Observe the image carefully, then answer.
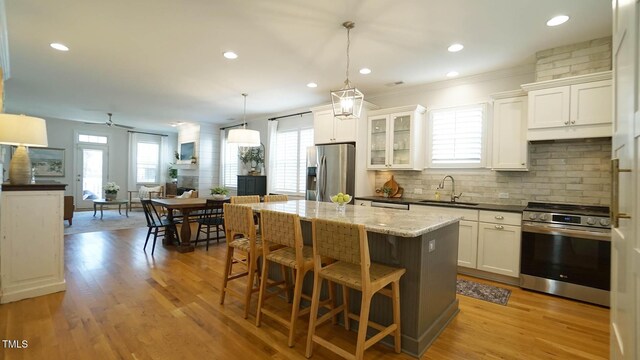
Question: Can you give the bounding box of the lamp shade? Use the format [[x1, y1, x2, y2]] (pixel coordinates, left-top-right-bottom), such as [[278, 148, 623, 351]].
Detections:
[[0, 114, 48, 147], [228, 128, 260, 147]]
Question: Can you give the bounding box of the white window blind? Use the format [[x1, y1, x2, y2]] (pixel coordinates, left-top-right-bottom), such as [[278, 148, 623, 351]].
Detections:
[[430, 105, 485, 166], [136, 142, 160, 183], [223, 138, 239, 188], [274, 128, 313, 194]]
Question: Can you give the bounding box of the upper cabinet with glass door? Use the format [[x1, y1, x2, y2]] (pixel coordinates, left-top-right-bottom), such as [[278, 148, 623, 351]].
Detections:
[[367, 105, 426, 170]]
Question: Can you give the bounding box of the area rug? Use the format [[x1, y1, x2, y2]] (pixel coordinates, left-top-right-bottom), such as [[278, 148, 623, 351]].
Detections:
[[64, 210, 147, 235], [456, 279, 511, 306]]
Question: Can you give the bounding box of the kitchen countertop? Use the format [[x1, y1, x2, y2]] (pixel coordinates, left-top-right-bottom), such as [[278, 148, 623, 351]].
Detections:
[[356, 196, 525, 213], [239, 199, 461, 238]]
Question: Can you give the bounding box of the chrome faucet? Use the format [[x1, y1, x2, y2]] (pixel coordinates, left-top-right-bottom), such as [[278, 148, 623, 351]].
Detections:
[[438, 175, 462, 202]]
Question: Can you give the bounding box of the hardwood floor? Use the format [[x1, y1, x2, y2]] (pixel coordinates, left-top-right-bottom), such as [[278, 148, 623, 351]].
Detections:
[[0, 228, 609, 359]]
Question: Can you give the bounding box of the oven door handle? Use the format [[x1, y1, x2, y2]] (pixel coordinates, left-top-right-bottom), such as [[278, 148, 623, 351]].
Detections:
[[522, 224, 611, 241]]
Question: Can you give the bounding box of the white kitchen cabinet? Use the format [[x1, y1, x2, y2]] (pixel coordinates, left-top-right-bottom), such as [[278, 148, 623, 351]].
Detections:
[[457, 220, 479, 268], [367, 105, 426, 170], [355, 199, 371, 207], [312, 109, 357, 144], [410, 204, 522, 278], [409, 204, 479, 268], [477, 210, 521, 277], [522, 71, 612, 141], [491, 92, 528, 171], [1, 185, 66, 304], [527, 87, 570, 129]]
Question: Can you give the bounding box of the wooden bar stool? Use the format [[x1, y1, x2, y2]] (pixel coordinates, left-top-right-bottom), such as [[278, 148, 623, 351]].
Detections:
[[263, 194, 288, 202], [230, 195, 261, 204], [219, 203, 263, 319], [305, 219, 406, 360], [256, 209, 328, 347]]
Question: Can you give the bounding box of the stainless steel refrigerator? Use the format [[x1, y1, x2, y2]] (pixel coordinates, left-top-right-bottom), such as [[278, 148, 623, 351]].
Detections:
[[305, 143, 355, 203]]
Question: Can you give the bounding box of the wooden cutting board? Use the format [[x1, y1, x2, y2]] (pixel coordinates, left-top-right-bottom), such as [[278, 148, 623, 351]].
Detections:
[[383, 175, 400, 197]]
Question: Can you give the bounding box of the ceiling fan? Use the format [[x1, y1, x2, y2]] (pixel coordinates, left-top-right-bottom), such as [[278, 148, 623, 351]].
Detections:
[[84, 113, 134, 129]]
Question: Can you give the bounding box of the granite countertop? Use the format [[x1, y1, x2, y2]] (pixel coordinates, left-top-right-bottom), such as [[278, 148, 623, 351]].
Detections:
[[242, 200, 460, 238], [356, 196, 525, 213]]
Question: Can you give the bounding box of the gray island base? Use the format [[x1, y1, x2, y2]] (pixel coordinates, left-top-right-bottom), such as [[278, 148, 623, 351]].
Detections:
[[243, 200, 461, 357]]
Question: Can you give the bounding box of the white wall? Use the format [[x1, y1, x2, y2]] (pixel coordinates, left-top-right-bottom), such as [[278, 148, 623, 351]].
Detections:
[[0, 116, 177, 198], [367, 65, 535, 111]]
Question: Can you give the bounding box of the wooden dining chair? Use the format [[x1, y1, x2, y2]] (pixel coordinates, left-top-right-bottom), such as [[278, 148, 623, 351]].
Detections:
[[141, 199, 180, 255], [305, 219, 406, 360], [230, 195, 261, 204], [220, 203, 263, 318], [263, 194, 288, 202], [194, 199, 225, 250], [256, 209, 316, 347]]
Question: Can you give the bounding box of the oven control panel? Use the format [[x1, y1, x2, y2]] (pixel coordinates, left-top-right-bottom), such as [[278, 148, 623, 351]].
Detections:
[[523, 211, 611, 229]]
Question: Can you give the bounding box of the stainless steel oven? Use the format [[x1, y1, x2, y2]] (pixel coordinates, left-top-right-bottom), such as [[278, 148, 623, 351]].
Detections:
[[520, 202, 611, 307]]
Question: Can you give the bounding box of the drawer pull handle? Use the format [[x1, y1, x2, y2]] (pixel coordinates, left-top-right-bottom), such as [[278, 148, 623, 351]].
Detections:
[[495, 225, 504, 230], [494, 215, 504, 220]]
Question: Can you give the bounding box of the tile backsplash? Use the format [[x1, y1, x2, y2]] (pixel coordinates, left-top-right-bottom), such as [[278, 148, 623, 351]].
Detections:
[[375, 137, 611, 206]]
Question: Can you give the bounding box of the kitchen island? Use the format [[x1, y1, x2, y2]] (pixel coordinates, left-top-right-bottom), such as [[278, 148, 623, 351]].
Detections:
[[242, 200, 460, 357]]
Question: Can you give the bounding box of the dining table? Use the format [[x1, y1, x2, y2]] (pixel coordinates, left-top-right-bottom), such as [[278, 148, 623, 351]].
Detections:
[[152, 197, 230, 252]]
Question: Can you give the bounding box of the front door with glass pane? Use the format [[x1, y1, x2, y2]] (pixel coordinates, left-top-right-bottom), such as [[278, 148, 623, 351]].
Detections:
[[75, 144, 108, 209]]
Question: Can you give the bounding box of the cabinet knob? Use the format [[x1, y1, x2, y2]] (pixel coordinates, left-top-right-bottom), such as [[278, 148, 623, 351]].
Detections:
[[564, 121, 569, 125], [495, 215, 504, 220], [495, 225, 504, 230], [521, 163, 525, 166], [571, 120, 575, 124]]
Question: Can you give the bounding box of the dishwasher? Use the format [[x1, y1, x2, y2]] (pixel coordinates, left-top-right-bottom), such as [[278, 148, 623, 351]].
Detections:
[[370, 201, 409, 210]]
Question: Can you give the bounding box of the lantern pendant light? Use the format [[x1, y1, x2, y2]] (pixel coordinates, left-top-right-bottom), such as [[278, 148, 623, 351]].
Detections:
[[331, 21, 364, 120], [227, 93, 260, 147]]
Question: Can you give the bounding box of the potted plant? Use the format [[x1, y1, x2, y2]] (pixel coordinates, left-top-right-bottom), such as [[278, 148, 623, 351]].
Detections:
[[210, 186, 229, 200], [382, 185, 393, 198], [168, 165, 178, 183], [104, 182, 120, 201], [239, 145, 264, 175]]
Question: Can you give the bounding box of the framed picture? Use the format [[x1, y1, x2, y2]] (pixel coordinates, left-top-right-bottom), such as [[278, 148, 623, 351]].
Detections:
[[14, 147, 66, 177]]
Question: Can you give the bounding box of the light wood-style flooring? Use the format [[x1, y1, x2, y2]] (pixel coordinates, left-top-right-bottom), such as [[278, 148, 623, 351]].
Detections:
[[0, 228, 609, 359]]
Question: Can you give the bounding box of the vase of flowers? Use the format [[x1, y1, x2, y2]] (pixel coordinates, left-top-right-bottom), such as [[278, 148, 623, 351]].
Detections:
[[210, 186, 229, 200], [104, 182, 120, 201]]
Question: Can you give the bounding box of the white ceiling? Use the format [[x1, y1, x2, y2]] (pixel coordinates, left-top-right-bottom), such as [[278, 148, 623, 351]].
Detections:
[[3, 0, 611, 132]]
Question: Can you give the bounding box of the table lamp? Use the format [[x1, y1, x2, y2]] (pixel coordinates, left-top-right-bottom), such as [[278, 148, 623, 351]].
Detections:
[[0, 114, 48, 184]]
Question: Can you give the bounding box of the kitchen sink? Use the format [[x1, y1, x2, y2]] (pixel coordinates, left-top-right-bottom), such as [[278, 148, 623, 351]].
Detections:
[[418, 200, 479, 206]]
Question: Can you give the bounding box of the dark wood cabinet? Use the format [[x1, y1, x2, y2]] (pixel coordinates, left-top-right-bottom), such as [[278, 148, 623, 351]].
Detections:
[[237, 175, 267, 196], [165, 182, 177, 196]]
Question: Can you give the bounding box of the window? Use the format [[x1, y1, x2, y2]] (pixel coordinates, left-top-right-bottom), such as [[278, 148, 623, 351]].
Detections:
[[273, 128, 313, 194], [78, 134, 107, 144], [136, 142, 160, 183], [428, 104, 486, 167], [222, 138, 239, 188]]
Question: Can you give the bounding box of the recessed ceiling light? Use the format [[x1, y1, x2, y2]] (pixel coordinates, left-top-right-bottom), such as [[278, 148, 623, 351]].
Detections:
[[50, 43, 69, 51], [359, 68, 372, 75], [546, 15, 569, 27], [307, 82, 318, 88], [223, 51, 238, 59], [447, 43, 464, 52], [446, 71, 459, 77]]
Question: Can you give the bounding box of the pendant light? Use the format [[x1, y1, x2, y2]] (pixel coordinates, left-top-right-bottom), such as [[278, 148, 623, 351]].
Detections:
[[331, 21, 364, 120], [228, 93, 260, 147]]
